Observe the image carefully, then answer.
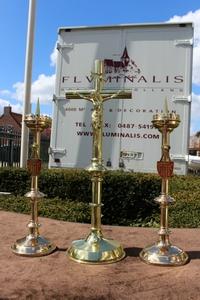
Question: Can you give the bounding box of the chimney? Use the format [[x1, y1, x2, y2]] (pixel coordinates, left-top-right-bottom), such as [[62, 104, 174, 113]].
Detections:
[[4, 106, 12, 115]]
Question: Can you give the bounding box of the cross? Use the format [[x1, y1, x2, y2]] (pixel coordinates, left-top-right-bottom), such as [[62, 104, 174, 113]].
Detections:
[[65, 59, 133, 166], [66, 60, 133, 263]]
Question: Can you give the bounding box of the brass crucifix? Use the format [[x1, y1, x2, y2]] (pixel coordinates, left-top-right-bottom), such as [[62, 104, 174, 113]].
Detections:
[[66, 59, 132, 264]]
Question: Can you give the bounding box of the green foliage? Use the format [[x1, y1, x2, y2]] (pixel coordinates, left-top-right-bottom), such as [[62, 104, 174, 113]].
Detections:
[[39, 169, 91, 201], [169, 174, 200, 193], [1, 167, 200, 228], [0, 168, 30, 195], [0, 168, 161, 226], [102, 171, 160, 225], [39, 197, 90, 222], [0, 195, 90, 223], [168, 191, 200, 228]]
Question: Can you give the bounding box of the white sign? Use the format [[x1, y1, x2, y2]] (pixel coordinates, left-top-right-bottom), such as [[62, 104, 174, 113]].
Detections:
[[50, 23, 193, 174]]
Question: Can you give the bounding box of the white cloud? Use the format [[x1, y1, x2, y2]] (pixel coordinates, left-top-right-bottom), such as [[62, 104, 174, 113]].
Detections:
[[11, 103, 23, 114], [0, 89, 12, 97], [50, 44, 57, 67], [193, 45, 200, 86], [191, 92, 200, 117], [0, 98, 23, 115], [13, 73, 56, 104], [168, 9, 200, 86], [0, 98, 10, 113]]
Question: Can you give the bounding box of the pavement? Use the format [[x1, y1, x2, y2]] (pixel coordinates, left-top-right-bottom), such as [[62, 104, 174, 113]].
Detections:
[[0, 211, 200, 300]]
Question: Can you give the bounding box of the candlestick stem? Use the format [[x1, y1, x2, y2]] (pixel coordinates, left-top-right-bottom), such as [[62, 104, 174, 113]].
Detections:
[[140, 104, 188, 266], [11, 110, 56, 256]]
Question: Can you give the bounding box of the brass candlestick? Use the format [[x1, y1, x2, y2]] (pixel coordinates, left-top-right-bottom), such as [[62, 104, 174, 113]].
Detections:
[[66, 60, 132, 264], [11, 101, 56, 256], [140, 103, 188, 266]]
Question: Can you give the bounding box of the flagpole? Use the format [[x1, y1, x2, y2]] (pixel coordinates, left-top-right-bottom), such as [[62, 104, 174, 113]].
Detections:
[[20, 0, 36, 167]]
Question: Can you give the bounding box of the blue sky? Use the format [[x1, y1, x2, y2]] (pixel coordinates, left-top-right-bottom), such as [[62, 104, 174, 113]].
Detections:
[[0, 0, 200, 133]]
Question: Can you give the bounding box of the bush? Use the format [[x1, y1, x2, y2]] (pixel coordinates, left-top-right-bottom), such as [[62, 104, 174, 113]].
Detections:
[[102, 171, 160, 225], [0, 168, 30, 195], [169, 174, 200, 193], [0, 195, 90, 223], [39, 169, 161, 224], [1, 167, 200, 228], [0, 168, 161, 226], [168, 191, 200, 228], [39, 169, 91, 201]]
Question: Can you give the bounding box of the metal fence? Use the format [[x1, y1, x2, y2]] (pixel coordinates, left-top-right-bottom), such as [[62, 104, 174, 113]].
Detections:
[[0, 125, 50, 167], [0, 125, 21, 167]]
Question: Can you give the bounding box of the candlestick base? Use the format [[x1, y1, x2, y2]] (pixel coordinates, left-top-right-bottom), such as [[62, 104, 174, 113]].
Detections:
[[67, 229, 125, 264], [11, 235, 56, 256], [139, 242, 188, 266]]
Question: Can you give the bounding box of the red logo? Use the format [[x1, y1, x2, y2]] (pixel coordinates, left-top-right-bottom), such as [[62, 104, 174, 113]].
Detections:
[[104, 47, 141, 76]]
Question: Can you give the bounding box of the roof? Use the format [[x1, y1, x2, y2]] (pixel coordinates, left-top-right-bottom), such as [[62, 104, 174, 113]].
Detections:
[[10, 112, 22, 127]]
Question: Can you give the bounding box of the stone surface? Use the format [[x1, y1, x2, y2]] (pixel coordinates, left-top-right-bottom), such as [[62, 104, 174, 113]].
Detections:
[[0, 211, 200, 300]]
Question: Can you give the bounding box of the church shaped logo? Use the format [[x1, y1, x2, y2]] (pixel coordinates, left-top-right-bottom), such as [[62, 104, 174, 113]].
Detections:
[[104, 47, 141, 77]]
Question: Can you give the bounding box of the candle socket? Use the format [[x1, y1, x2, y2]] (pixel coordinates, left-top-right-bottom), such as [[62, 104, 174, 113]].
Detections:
[[139, 110, 188, 266], [11, 112, 56, 256]]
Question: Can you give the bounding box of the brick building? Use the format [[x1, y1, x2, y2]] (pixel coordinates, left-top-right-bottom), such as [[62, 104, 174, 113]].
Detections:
[[0, 106, 50, 166], [0, 106, 22, 132], [189, 134, 200, 156]]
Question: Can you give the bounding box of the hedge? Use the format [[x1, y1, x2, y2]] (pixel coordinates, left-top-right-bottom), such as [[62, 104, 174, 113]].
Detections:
[[0, 168, 161, 225], [1, 168, 200, 227], [168, 191, 200, 228], [0, 168, 30, 195], [0, 195, 90, 223], [39, 169, 91, 202]]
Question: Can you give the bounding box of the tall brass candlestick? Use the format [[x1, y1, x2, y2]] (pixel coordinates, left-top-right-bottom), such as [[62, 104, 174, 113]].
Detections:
[[66, 60, 132, 264], [140, 104, 188, 266], [11, 102, 56, 256]]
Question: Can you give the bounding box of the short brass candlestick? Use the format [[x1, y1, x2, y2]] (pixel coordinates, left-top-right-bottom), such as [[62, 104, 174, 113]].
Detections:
[[11, 102, 56, 256], [140, 106, 188, 266], [66, 60, 132, 264]]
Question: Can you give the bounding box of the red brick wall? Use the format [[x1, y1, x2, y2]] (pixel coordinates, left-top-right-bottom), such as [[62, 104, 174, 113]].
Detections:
[[0, 107, 21, 132]]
